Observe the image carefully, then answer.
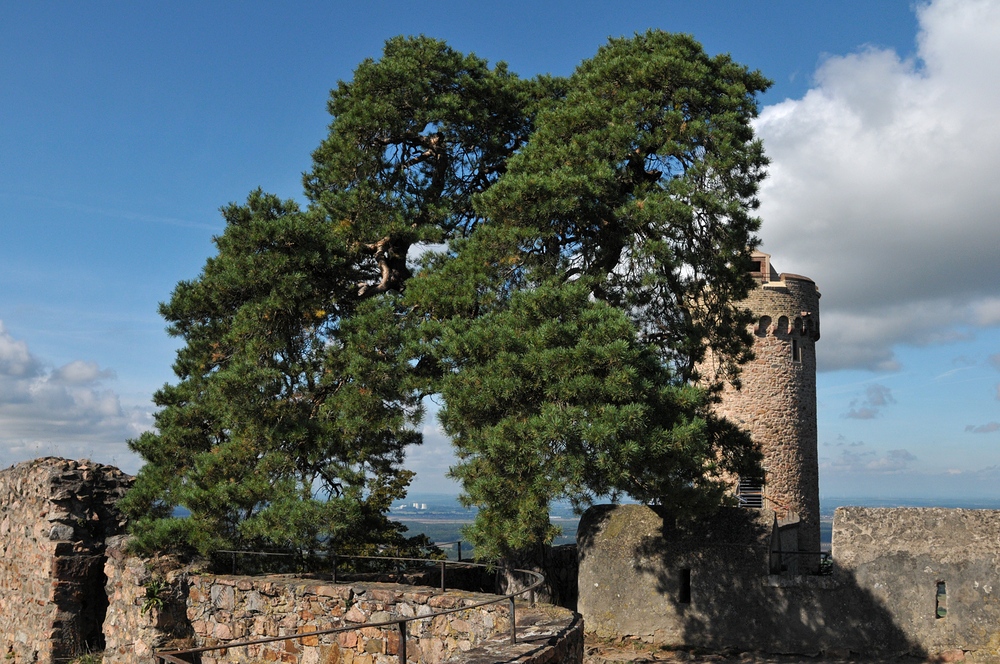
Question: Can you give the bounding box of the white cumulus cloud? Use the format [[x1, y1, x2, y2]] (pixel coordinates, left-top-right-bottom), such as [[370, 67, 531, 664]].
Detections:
[[0, 321, 149, 472], [755, 0, 1000, 372]]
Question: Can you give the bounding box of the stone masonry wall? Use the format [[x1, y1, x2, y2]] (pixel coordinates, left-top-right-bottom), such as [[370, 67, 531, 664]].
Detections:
[[578, 504, 841, 654], [101, 536, 196, 662], [102, 544, 582, 664], [186, 576, 509, 664], [579, 503, 1000, 660], [0, 457, 131, 663], [833, 507, 1000, 659], [712, 272, 822, 559]]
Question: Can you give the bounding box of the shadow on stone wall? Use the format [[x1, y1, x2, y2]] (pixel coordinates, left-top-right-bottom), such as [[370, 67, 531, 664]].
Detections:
[[577, 505, 926, 659], [492, 544, 580, 611]]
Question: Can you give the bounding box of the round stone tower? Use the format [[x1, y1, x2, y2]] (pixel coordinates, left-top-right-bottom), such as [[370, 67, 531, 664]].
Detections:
[[713, 250, 821, 558]]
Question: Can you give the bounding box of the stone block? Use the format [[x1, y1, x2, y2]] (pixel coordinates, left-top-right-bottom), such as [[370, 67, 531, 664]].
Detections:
[[370, 589, 399, 604], [427, 594, 460, 609], [384, 629, 401, 655], [339, 630, 358, 649]]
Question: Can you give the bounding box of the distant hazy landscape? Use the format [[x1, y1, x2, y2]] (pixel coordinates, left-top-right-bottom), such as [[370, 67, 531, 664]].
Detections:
[[396, 494, 1000, 558]]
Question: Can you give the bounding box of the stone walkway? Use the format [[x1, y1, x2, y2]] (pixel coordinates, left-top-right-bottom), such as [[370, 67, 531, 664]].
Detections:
[[583, 636, 954, 664]]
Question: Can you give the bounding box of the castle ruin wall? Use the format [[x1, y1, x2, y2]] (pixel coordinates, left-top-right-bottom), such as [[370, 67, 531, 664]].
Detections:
[[101, 540, 583, 664], [577, 504, 848, 654], [0, 457, 131, 663], [833, 507, 1000, 657]]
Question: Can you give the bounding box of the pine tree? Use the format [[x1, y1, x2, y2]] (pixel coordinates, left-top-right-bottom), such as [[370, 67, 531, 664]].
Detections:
[[123, 32, 768, 561], [122, 36, 544, 556], [408, 31, 769, 558], [121, 191, 424, 555]]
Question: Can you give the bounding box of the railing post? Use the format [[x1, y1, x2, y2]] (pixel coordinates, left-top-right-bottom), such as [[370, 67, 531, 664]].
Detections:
[[332, 554, 338, 584], [439, 560, 446, 592], [509, 596, 516, 645], [231, 552, 236, 575], [457, 541, 462, 562], [398, 620, 407, 664]]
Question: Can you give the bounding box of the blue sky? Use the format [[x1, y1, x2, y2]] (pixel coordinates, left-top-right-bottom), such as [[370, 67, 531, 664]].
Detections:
[[2, 1, 999, 501]]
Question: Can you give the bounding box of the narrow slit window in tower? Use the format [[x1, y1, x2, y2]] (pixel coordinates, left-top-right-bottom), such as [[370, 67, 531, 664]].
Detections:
[[679, 569, 691, 604], [792, 338, 801, 362], [936, 581, 947, 618]]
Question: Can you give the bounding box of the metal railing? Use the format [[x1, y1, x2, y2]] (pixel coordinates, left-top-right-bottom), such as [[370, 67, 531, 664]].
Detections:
[[434, 539, 464, 561], [769, 549, 833, 575], [154, 551, 544, 664]]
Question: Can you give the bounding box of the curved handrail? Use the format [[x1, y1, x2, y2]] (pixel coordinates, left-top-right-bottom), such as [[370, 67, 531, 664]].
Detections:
[[154, 552, 545, 664]]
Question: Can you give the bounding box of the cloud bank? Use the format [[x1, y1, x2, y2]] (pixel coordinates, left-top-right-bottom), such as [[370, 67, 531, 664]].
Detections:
[[0, 321, 149, 472], [755, 0, 1000, 372], [822, 442, 917, 474]]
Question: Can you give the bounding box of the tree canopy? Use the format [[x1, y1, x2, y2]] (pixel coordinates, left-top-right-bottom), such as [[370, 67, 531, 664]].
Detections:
[[122, 31, 768, 560]]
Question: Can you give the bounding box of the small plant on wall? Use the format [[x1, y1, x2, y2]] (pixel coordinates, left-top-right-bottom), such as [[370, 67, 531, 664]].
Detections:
[[71, 653, 102, 664], [141, 577, 166, 615]]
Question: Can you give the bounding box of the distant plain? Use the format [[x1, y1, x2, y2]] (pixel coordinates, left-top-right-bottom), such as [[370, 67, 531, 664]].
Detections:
[[395, 494, 1000, 558]]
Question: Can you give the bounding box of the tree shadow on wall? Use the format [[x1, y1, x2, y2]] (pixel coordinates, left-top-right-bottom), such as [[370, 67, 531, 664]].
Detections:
[[577, 505, 927, 660]]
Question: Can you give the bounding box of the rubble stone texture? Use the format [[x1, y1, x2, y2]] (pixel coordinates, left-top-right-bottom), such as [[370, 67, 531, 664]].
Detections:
[[101, 546, 582, 664], [579, 503, 1000, 660], [101, 536, 196, 662], [833, 507, 1000, 659], [0, 457, 131, 663]]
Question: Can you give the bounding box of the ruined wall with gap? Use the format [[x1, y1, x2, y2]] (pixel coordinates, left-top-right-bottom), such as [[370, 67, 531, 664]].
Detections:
[[101, 536, 195, 661], [0, 457, 131, 663]]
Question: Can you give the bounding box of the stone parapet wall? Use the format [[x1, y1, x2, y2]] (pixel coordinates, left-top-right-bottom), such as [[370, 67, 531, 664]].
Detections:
[[578, 503, 911, 655], [579, 503, 1000, 660], [833, 507, 1000, 659], [187, 575, 510, 664], [102, 545, 582, 664], [745, 274, 821, 339], [0, 457, 130, 663]]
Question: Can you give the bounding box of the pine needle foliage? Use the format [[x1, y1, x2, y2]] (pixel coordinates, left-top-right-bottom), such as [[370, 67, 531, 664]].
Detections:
[[123, 32, 767, 561], [410, 30, 769, 558], [122, 192, 422, 556]]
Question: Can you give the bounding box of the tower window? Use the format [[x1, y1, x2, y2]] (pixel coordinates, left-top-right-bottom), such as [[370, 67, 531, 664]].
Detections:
[[792, 339, 802, 362], [679, 569, 691, 604], [756, 316, 771, 337], [737, 478, 764, 508]]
